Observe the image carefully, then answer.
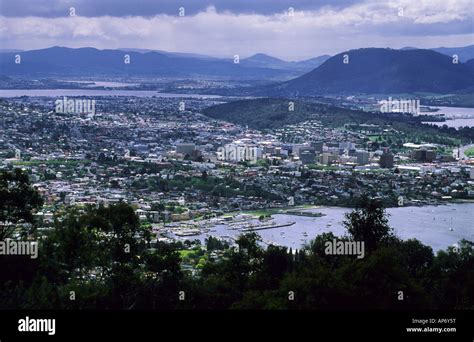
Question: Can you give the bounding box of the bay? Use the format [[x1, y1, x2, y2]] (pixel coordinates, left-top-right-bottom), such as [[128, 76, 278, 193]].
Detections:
[[184, 203, 474, 252], [422, 106, 474, 128], [0, 89, 222, 99]]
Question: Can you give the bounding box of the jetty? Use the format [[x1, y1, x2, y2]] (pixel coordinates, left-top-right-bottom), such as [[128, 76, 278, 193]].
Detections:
[[242, 221, 296, 232]]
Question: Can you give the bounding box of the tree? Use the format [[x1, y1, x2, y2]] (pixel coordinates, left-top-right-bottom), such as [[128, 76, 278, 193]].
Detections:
[[259, 245, 293, 288], [0, 169, 43, 239], [236, 232, 262, 258], [205, 236, 228, 251], [343, 195, 393, 252]]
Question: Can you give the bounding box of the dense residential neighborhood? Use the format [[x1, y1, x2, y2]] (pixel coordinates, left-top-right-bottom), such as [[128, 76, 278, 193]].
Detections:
[[2, 97, 473, 219]]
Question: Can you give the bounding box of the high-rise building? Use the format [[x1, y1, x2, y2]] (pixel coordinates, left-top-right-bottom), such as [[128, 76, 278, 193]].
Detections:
[[176, 143, 196, 155], [300, 150, 316, 165], [219, 143, 262, 163], [379, 150, 394, 168], [348, 148, 357, 157], [411, 149, 436, 162], [339, 142, 356, 150], [293, 144, 311, 157], [310, 141, 324, 153], [356, 150, 369, 165], [320, 153, 336, 165]]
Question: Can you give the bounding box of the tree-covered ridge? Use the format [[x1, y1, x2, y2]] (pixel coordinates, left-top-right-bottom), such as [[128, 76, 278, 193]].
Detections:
[[0, 169, 473, 310], [203, 98, 474, 143]]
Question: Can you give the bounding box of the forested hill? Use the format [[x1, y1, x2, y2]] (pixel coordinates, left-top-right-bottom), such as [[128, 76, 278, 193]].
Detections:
[[203, 98, 376, 129], [203, 98, 412, 129], [202, 98, 474, 144], [254, 48, 474, 96]]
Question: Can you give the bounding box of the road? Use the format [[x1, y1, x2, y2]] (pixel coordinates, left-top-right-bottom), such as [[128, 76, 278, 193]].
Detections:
[[458, 144, 474, 159]]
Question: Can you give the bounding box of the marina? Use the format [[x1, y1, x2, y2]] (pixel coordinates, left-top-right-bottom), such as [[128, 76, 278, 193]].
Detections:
[[161, 203, 474, 252]]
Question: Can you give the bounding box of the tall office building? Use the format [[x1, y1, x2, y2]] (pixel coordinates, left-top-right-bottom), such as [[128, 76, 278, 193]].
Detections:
[[379, 149, 394, 168], [176, 143, 196, 155], [356, 150, 369, 165]]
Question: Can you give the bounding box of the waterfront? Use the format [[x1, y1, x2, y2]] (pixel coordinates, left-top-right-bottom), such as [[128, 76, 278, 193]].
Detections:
[[180, 203, 474, 252], [0, 89, 222, 98], [423, 106, 474, 128]]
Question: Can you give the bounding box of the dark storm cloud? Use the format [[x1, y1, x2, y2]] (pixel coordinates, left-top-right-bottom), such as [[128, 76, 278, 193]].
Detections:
[[0, 0, 360, 17], [1, 0, 472, 59]]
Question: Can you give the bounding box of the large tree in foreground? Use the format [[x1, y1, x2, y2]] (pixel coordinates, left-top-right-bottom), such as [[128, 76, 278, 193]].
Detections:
[[0, 169, 43, 239], [343, 195, 394, 252]]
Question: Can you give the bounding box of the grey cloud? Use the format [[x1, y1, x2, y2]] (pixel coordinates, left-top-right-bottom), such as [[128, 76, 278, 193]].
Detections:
[[0, 0, 472, 60], [0, 0, 360, 17]]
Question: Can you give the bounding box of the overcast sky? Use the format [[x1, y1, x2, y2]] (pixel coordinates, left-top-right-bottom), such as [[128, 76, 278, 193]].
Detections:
[[0, 0, 473, 60]]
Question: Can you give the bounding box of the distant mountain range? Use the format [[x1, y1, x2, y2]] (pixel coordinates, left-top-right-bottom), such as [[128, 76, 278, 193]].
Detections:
[[0, 49, 23, 54], [402, 45, 474, 62], [240, 53, 330, 72], [1, 46, 473, 95], [253, 48, 474, 96], [115, 45, 474, 68], [0, 47, 290, 80], [465, 58, 474, 70], [0, 47, 327, 80], [117, 48, 221, 61], [116, 50, 331, 72]]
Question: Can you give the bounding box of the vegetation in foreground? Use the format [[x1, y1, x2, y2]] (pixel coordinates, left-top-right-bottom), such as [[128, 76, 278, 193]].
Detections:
[[0, 169, 473, 310]]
